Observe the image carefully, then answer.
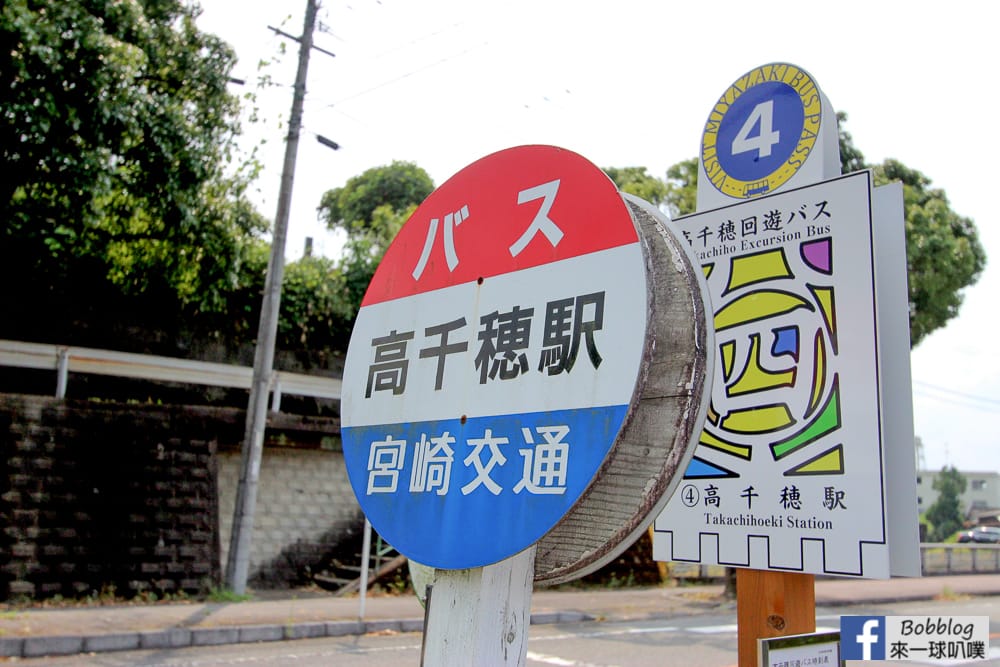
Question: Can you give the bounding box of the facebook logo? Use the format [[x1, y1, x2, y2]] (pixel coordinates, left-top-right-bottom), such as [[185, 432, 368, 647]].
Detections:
[[841, 615, 886, 660]]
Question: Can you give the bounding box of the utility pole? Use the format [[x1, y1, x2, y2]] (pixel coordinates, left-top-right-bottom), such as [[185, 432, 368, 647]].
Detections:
[[225, 0, 320, 595]]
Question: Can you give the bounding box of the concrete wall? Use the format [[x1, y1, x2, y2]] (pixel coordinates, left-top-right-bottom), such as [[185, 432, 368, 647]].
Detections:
[[217, 446, 363, 588]]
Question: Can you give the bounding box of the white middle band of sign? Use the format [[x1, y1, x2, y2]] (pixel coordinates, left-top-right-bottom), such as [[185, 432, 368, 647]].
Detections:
[[343, 242, 648, 427]]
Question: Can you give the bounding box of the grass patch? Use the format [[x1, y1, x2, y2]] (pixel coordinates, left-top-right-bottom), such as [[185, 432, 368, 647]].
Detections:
[[934, 585, 971, 602], [204, 587, 253, 603]]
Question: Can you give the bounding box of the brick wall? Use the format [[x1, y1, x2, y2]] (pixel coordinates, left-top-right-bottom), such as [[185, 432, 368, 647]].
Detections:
[[0, 395, 359, 600], [0, 396, 226, 599]]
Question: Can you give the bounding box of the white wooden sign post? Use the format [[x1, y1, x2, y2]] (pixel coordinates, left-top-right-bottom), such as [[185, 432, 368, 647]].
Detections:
[[340, 145, 713, 665]]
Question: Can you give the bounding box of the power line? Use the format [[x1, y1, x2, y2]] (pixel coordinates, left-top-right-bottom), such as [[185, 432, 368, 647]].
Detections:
[[913, 380, 1000, 407], [364, 22, 466, 62], [913, 391, 998, 413], [324, 42, 485, 107], [913, 391, 994, 412]]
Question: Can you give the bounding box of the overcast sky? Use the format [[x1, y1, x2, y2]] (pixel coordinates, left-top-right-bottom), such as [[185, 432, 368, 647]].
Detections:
[[196, 0, 999, 476]]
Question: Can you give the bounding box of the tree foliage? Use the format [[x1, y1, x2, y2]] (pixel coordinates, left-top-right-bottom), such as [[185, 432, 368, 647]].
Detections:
[[278, 254, 354, 353], [318, 162, 433, 317], [926, 466, 967, 542], [1, 0, 264, 350], [319, 160, 433, 237], [837, 110, 867, 175], [662, 159, 699, 219], [875, 159, 986, 345], [655, 113, 986, 346], [602, 166, 669, 209]]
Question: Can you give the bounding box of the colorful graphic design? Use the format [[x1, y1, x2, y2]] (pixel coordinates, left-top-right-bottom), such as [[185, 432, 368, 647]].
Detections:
[[654, 171, 890, 578]]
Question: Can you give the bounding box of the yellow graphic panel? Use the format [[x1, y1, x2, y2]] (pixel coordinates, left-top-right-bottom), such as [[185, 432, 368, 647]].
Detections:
[[720, 341, 736, 380], [715, 290, 813, 332], [808, 285, 838, 354], [727, 333, 796, 397], [807, 328, 827, 418], [720, 404, 794, 434], [706, 402, 720, 426], [700, 430, 752, 460], [785, 444, 844, 476], [725, 249, 793, 294]]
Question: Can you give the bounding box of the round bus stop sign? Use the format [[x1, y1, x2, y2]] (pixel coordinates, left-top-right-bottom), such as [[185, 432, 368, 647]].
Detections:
[[341, 145, 711, 582]]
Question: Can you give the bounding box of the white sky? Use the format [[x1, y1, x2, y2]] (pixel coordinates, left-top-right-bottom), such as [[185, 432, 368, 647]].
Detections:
[[196, 0, 999, 476]]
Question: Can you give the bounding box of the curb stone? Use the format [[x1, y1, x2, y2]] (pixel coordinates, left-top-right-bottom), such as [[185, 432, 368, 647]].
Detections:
[[0, 637, 23, 657], [139, 627, 192, 649], [238, 624, 284, 643], [23, 634, 83, 658], [190, 626, 241, 646], [84, 632, 140, 653], [327, 620, 367, 637], [399, 619, 425, 633], [0, 612, 596, 659], [7, 576, 1000, 660], [285, 621, 327, 640], [365, 619, 404, 633]]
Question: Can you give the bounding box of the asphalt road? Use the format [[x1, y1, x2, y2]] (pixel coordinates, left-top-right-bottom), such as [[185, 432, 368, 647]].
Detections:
[[11, 596, 1000, 667]]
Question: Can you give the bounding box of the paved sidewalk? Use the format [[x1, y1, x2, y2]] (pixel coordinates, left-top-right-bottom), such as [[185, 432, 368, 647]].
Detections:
[[2, 574, 999, 659]]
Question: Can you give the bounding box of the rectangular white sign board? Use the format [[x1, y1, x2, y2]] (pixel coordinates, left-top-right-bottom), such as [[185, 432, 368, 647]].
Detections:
[[653, 170, 919, 578], [758, 631, 842, 667]]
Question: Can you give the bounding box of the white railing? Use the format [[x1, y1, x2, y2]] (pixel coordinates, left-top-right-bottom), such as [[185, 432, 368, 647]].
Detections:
[[920, 543, 1000, 575], [0, 339, 342, 410]]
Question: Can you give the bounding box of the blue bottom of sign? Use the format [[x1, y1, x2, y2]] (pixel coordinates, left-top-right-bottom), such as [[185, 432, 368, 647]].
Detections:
[[342, 404, 629, 569]]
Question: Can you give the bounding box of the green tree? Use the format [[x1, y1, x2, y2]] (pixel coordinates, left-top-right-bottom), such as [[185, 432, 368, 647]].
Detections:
[[278, 254, 354, 353], [662, 159, 699, 219], [318, 162, 434, 316], [1, 0, 263, 350], [658, 113, 986, 346], [926, 466, 967, 542], [319, 160, 434, 239], [836, 111, 866, 175], [602, 166, 669, 208], [875, 158, 985, 345]]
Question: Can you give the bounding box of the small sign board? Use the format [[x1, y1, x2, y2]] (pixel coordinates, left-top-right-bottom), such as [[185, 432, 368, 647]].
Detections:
[[758, 631, 842, 667], [697, 62, 839, 210]]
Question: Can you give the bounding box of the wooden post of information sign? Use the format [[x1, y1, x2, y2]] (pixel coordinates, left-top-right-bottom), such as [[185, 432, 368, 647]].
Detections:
[[737, 570, 815, 667], [339, 145, 712, 666]]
